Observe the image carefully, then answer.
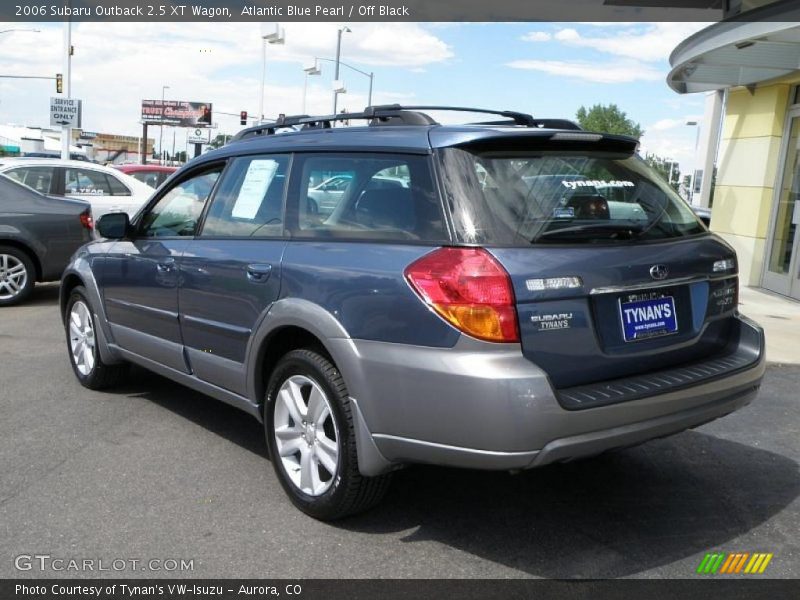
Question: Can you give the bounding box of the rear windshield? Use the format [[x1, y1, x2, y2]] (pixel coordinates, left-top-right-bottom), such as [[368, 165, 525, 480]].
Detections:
[[439, 148, 706, 245]]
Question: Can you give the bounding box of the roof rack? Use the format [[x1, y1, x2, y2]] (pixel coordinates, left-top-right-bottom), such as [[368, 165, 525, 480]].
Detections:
[[231, 105, 582, 141]]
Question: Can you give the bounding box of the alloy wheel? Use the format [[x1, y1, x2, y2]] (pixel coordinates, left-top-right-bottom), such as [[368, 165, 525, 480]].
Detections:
[[0, 254, 28, 301], [273, 375, 340, 496], [69, 300, 96, 376]]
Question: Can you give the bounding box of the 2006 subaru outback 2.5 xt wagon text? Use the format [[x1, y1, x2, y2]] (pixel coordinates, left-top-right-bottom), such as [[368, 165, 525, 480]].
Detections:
[[60, 106, 766, 520]]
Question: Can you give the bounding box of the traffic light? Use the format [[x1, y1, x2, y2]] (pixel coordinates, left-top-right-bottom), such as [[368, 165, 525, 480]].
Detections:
[[240, 111, 247, 125], [56, 73, 63, 94]]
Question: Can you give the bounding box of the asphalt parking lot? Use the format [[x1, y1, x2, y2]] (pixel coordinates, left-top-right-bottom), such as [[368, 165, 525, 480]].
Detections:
[[1, 283, 798, 579]]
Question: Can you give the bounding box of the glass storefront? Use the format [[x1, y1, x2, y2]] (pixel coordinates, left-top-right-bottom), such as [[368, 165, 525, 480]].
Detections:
[[764, 100, 800, 300]]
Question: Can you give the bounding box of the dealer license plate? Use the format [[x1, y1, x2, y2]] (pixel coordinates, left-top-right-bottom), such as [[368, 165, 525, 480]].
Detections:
[[619, 294, 678, 342]]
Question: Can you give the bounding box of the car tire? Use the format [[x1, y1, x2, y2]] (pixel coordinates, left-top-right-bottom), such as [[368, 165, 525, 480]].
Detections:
[[0, 245, 36, 306], [65, 286, 129, 389], [265, 348, 391, 520]]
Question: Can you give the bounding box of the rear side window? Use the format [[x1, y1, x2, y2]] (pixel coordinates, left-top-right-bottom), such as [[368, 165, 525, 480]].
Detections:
[[5, 166, 54, 194], [134, 171, 160, 188], [106, 173, 131, 196], [201, 155, 289, 238], [440, 148, 705, 245], [65, 168, 112, 196], [290, 154, 446, 242]]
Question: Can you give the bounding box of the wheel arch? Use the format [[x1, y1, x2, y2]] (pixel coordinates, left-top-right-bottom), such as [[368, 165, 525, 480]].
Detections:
[[253, 325, 333, 412], [59, 261, 124, 366], [247, 298, 396, 477], [60, 272, 84, 319]]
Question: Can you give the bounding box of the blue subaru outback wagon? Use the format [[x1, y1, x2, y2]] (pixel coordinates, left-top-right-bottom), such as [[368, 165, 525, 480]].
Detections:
[[60, 106, 765, 519]]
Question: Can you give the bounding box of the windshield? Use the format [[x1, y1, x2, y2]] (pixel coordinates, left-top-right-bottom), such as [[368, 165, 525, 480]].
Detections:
[[439, 148, 706, 244]]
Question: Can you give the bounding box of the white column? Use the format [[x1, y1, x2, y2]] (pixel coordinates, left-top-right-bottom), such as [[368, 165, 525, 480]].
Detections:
[[698, 90, 725, 209]]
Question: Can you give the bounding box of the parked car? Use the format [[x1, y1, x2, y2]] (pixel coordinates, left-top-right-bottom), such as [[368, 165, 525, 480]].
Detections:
[[22, 151, 94, 162], [308, 173, 408, 215], [0, 158, 153, 219], [60, 106, 765, 520], [0, 175, 92, 305], [113, 164, 178, 189], [692, 205, 712, 226]]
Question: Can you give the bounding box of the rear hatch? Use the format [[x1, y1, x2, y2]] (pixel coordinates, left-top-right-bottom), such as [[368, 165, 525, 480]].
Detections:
[[491, 238, 738, 388], [436, 133, 740, 392]]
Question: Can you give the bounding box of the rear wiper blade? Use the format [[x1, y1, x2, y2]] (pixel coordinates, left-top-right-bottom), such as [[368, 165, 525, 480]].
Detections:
[[535, 223, 644, 241]]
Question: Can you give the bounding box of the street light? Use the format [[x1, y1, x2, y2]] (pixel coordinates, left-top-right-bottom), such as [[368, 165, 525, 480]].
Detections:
[[332, 26, 351, 116], [312, 57, 374, 112], [259, 23, 285, 123], [61, 20, 71, 160], [159, 85, 170, 163], [302, 60, 321, 114], [159, 85, 170, 165], [686, 120, 701, 203]]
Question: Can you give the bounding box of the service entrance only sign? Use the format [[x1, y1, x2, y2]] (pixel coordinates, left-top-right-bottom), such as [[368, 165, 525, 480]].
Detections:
[[50, 97, 82, 127]]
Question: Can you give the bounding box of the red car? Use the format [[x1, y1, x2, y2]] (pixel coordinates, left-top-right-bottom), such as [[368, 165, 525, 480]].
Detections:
[[113, 164, 177, 189]]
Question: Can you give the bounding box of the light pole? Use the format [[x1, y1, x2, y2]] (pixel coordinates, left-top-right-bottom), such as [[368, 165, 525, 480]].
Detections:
[[302, 61, 321, 114], [313, 57, 374, 110], [686, 120, 701, 203], [259, 24, 285, 123], [60, 19, 72, 160], [332, 26, 351, 115], [159, 85, 169, 165]]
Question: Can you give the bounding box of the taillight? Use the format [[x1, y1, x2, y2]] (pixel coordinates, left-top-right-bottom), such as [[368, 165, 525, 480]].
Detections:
[[79, 210, 93, 230], [404, 247, 519, 343]]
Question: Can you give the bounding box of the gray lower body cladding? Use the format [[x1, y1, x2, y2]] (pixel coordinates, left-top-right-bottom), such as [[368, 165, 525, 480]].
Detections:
[[332, 314, 765, 474]]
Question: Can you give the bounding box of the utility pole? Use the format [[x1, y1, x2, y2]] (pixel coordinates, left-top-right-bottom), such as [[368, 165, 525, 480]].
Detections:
[[259, 38, 266, 121], [259, 25, 285, 123], [332, 27, 350, 115], [61, 16, 72, 160], [159, 85, 169, 165]]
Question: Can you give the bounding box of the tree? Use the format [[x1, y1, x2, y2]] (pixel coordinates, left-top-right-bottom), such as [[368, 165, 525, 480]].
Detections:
[[208, 134, 229, 150], [644, 153, 681, 193], [575, 104, 644, 139]]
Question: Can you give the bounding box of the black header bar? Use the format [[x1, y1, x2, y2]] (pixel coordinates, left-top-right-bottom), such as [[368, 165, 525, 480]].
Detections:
[[0, 0, 748, 23], [3, 579, 798, 600]]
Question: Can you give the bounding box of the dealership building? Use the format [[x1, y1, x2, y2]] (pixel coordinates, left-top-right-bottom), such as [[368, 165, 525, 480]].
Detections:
[[0, 125, 153, 163], [668, 0, 800, 300]]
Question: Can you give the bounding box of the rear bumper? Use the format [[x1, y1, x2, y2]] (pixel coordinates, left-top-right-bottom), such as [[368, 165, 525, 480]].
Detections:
[[332, 314, 765, 475]]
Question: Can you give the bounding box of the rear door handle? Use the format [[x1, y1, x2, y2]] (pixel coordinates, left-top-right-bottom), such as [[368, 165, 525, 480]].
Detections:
[[246, 263, 272, 282], [156, 258, 175, 272]]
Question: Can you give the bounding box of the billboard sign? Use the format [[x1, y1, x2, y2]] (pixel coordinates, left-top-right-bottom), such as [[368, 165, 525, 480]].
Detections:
[[50, 97, 82, 127], [141, 100, 212, 127]]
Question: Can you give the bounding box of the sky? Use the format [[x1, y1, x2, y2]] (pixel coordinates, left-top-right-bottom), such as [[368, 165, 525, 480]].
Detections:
[[0, 21, 709, 172]]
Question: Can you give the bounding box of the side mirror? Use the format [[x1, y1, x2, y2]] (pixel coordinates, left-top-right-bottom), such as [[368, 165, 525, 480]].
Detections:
[[96, 212, 131, 239]]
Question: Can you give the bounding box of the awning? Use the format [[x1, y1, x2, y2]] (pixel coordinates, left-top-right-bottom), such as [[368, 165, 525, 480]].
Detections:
[[668, 3, 800, 93]]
